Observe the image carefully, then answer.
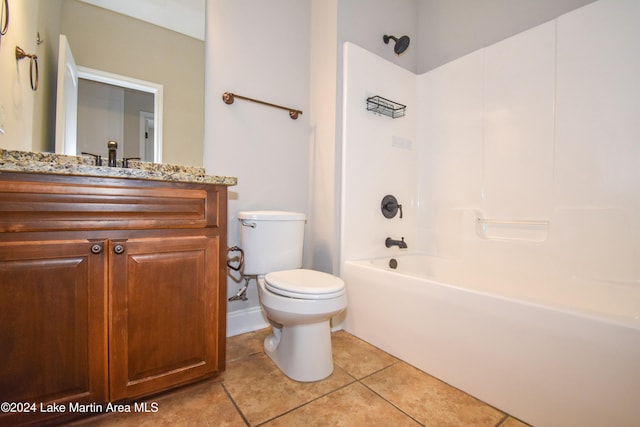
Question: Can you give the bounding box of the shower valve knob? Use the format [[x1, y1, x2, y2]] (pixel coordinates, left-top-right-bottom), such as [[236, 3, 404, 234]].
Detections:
[[381, 194, 403, 219]]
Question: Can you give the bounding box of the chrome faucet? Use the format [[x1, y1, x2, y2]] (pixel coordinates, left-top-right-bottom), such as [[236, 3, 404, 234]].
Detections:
[[385, 237, 407, 249]]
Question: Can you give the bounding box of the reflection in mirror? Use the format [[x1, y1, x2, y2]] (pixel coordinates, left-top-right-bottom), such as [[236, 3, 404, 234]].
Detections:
[[77, 72, 160, 164], [54, 0, 203, 165], [55, 32, 162, 163], [56, 46, 163, 163], [1, 1, 203, 164], [67, 0, 204, 166]]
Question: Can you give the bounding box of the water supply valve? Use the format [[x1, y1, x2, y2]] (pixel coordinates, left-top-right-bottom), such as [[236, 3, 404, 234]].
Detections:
[[229, 276, 251, 302]]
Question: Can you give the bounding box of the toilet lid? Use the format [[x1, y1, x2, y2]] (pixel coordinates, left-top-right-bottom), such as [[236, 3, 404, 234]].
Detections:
[[265, 269, 345, 300]]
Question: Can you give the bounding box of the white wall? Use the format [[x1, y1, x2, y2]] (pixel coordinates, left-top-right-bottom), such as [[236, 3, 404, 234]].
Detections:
[[327, 0, 419, 272], [204, 0, 311, 335], [342, 0, 640, 285], [315, 0, 593, 280], [554, 0, 640, 283], [339, 0, 419, 73], [417, 0, 640, 285], [419, 20, 557, 265], [341, 43, 417, 262], [203, 0, 613, 336], [343, 0, 640, 284], [417, 0, 597, 73], [309, 0, 339, 274]]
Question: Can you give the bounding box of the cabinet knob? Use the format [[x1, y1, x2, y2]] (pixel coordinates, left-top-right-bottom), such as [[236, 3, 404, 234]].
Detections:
[[113, 244, 125, 255], [90, 244, 103, 254]]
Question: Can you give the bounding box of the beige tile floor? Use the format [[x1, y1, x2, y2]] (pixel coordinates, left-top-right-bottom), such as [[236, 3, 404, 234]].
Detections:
[[72, 328, 531, 426]]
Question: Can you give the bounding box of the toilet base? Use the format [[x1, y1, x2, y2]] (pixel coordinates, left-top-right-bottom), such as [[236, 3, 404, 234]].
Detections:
[[264, 320, 334, 382]]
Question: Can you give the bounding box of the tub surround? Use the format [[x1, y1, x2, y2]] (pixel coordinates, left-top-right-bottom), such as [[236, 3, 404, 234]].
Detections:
[[341, 0, 639, 426], [0, 149, 237, 186]]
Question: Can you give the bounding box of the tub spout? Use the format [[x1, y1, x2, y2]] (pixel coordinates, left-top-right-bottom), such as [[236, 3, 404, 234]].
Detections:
[[385, 237, 407, 249]]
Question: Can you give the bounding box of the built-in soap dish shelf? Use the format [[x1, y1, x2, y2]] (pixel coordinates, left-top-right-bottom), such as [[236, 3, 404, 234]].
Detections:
[[475, 217, 550, 242], [366, 96, 406, 119]]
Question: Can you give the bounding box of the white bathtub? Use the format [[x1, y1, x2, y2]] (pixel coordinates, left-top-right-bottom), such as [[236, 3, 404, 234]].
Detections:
[[342, 254, 640, 427]]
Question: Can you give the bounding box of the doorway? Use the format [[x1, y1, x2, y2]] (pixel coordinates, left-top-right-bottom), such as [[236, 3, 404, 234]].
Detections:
[[139, 111, 155, 161], [76, 67, 163, 163]]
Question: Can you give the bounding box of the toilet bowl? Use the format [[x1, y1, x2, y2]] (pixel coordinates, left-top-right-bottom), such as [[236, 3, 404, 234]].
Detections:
[[257, 269, 347, 382], [237, 210, 347, 382]]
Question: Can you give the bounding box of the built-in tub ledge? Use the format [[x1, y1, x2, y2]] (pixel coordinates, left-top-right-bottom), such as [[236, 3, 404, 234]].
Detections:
[[0, 149, 237, 186], [474, 210, 549, 242]]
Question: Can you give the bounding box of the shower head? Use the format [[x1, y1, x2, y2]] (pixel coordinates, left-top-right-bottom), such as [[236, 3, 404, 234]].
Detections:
[[383, 34, 410, 55]]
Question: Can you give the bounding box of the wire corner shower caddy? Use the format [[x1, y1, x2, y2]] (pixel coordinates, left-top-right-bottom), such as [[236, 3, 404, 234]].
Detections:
[[366, 95, 406, 119]]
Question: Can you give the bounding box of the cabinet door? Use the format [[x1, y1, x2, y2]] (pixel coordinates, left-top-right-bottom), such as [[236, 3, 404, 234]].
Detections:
[[109, 235, 221, 400], [0, 240, 108, 425]]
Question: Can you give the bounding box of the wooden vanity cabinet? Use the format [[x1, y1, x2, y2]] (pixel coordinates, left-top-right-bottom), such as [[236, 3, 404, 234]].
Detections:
[[0, 172, 228, 425], [0, 238, 108, 426], [108, 234, 220, 400]]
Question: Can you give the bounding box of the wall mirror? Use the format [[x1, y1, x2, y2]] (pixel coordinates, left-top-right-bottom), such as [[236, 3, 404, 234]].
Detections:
[[55, 32, 163, 163], [36, 0, 205, 166]]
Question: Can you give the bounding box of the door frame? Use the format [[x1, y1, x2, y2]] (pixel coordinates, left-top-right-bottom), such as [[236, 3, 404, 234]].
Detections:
[[139, 111, 154, 161], [77, 67, 164, 163]]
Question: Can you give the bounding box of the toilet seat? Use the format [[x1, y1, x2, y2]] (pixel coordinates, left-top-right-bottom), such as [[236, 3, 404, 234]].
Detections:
[[265, 269, 345, 300]]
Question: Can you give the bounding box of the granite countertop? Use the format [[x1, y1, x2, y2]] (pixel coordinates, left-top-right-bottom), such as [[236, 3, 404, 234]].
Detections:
[[0, 149, 237, 186]]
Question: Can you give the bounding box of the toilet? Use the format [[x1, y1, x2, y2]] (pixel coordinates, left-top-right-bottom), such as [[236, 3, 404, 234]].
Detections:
[[238, 210, 347, 382]]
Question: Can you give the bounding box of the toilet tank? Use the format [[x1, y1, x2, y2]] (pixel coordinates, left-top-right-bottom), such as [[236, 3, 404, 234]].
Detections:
[[238, 210, 306, 275]]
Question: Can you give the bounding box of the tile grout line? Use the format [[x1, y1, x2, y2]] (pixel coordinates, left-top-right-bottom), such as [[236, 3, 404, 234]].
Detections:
[[354, 360, 524, 427], [254, 378, 359, 426], [372, 358, 523, 426], [256, 357, 404, 425], [227, 348, 265, 363], [220, 382, 252, 427], [227, 330, 529, 426], [244, 338, 408, 425], [352, 359, 401, 382], [332, 359, 425, 426], [355, 370, 426, 427]]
